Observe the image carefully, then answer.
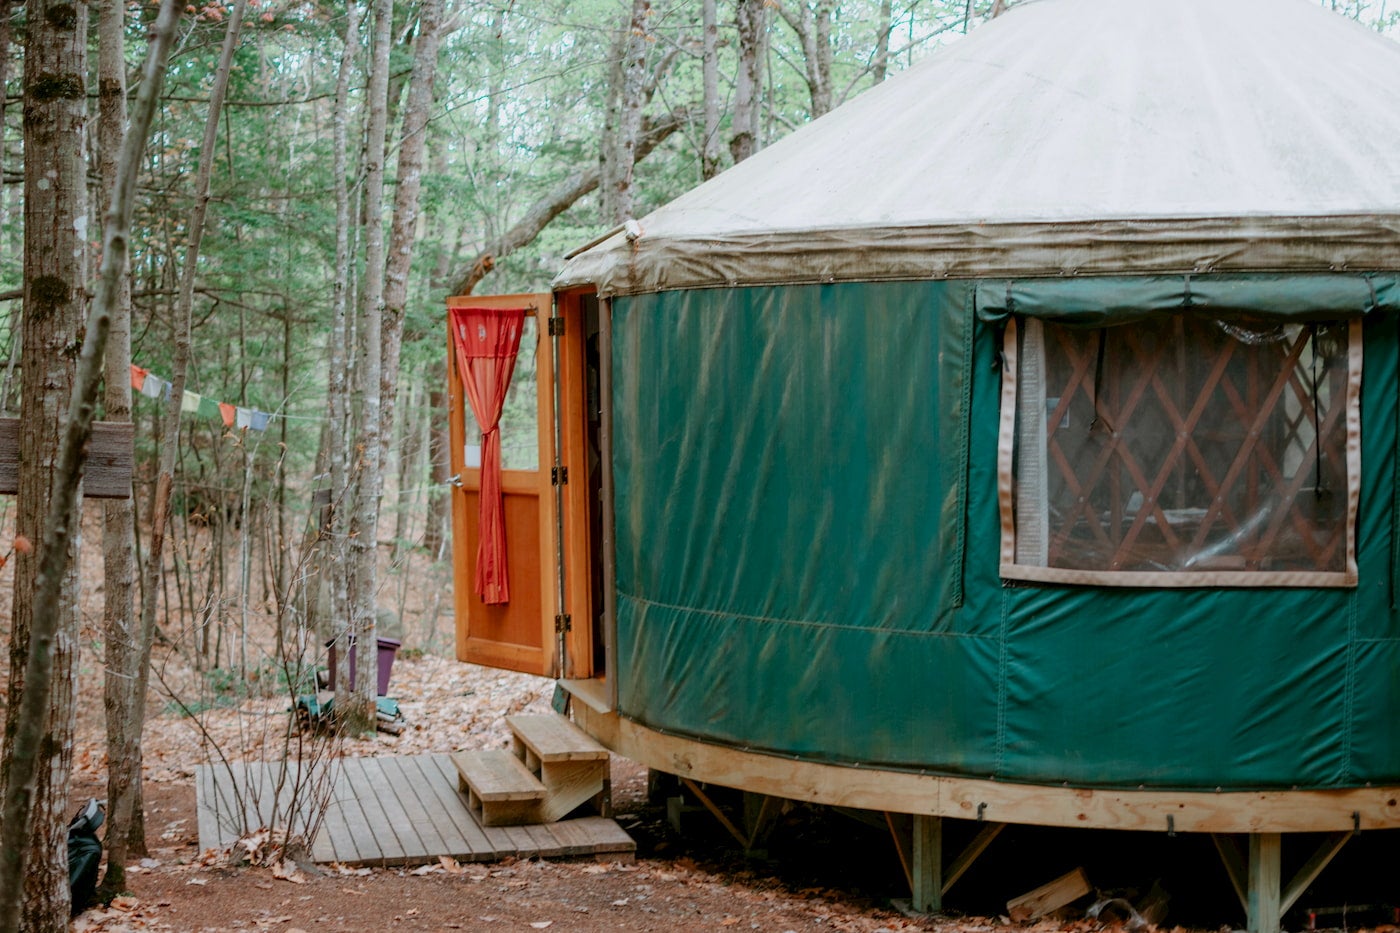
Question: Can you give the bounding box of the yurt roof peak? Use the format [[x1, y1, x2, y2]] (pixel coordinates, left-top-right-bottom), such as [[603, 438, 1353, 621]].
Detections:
[[557, 0, 1400, 296]]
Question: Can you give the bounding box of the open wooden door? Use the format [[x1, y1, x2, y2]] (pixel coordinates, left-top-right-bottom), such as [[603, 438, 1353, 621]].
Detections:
[[447, 292, 600, 680]]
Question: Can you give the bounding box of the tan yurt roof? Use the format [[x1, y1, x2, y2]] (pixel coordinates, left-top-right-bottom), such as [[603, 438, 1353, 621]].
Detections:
[[556, 0, 1400, 296]]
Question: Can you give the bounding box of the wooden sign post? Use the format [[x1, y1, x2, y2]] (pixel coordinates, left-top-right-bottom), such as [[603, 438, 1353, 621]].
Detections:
[[0, 417, 134, 499]]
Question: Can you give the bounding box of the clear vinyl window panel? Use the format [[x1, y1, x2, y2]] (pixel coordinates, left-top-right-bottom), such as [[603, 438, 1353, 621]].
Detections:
[[999, 315, 1360, 587], [463, 315, 539, 471]]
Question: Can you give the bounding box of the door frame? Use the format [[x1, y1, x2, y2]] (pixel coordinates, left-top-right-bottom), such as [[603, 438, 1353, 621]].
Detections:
[[446, 290, 603, 681]]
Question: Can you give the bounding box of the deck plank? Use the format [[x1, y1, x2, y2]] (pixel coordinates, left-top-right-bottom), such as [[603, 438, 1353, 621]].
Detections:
[[378, 756, 454, 857], [329, 759, 383, 864], [197, 753, 635, 868], [417, 753, 502, 861], [343, 756, 421, 864]]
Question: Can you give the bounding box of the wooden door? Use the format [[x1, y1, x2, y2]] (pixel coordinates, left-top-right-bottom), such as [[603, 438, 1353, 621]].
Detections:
[[448, 293, 558, 676]]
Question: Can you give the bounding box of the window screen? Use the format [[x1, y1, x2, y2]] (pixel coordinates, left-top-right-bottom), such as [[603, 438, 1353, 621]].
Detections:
[[999, 315, 1360, 587]]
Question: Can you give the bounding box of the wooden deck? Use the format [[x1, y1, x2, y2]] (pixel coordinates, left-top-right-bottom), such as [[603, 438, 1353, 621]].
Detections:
[[195, 753, 635, 867]]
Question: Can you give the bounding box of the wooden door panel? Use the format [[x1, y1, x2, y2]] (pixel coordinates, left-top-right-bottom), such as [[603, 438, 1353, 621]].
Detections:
[[458, 486, 545, 669], [448, 293, 556, 677]]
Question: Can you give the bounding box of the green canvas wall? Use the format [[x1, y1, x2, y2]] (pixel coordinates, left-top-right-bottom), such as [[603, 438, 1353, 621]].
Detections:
[[608, 277, 1400, 791]]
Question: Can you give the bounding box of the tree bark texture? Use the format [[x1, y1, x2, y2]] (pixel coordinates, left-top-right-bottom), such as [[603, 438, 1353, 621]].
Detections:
[[379, 0, 442, 492], [873, 0, 893, 83], [610, 0, 651, 223], [701, 0, 721, 179], [449, 110, 686, 297], [730, 0, 766, 163], [0, 0, 88, 921], [323, 0, 361, 671], [98, 0, 145, 889], [344, 0, 394, 735], [777, 0, 835, 117]]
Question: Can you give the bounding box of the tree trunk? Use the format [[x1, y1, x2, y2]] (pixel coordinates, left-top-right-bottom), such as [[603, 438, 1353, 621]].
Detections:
[[344, 0, 394, 735], [423, 362, 450, 561], [323, 1, 361, 676], [873, 0, 893, 84], [701, 0, 721, 179], [776, 0, 835, 117], [0, 0, 89, 921], [730, 0, 766, 163], [611, 0, 651, 223], [98, 0, 145, 893], [379, 0, 442, 504], [449, 109, 687, 297]]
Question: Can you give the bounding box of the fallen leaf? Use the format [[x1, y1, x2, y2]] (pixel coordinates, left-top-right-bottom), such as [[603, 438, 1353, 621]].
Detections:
[[271, 860, 306, 884], [529, 923, 553, 930], [110, 895, 140, 911], [410, 863, 441, 876], [611, 899, 630, 907], [720, 918, 740, 927], [186, 877, 209, 886], [439, 855, 464, 874]]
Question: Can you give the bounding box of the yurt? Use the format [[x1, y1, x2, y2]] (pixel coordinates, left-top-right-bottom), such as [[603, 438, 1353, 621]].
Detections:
[[446, 1, 1400, 930]]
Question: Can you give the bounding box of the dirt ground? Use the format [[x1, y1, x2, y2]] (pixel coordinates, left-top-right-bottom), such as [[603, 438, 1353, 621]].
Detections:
[[64, 656, 962, 933], [60, 652, 1400, 933]]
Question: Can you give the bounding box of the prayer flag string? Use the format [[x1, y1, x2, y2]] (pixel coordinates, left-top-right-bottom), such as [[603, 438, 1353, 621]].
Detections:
[[129, 363, 273, 432]]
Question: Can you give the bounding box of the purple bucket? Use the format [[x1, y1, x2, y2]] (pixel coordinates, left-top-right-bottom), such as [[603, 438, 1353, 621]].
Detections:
[[325, 636, 402, 696]]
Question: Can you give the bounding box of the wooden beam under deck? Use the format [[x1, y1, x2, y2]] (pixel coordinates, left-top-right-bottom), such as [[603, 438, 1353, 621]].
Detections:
[[566, 698, 1400, 834]]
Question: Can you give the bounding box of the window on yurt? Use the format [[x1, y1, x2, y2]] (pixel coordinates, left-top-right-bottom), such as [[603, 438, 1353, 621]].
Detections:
[[999, 316, 1360, 587]]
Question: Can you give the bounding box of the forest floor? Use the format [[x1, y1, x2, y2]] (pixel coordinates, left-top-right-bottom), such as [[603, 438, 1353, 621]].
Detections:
[[65, 651, 1394, 933], [64, 655, 983, 933]]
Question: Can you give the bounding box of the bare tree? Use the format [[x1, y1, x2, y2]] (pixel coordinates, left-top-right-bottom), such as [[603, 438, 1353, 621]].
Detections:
[[608, 0, 652, 223], [321, 1, 362, 678], [701, 0, 722, 179], [774, 0, 836, 117], [730, 0, 767, 163], [0, 0, 90, 921], [98, 0, 144, 895], [343, 0, 395, 735], [450, 110, 688, 296], [873, 0, 894, 82], [380, 0, 443, 492], [0, 0, 180, 925]]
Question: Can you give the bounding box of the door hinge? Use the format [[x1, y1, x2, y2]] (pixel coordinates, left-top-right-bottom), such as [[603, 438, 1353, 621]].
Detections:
[[554, 613, 572, 634], [548, 316, 565, 336], [551, 465, 569, 486]]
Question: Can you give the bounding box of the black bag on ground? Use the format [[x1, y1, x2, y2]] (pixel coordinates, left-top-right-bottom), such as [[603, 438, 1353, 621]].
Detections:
[[67, 798, 104, 916]]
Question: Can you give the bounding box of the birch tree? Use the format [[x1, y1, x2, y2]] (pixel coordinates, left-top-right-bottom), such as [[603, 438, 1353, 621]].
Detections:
[[381, 0, 444, 487], [98, 0, 144, 894], [342, 0, 395, 735], [731, 0, 767, 162]]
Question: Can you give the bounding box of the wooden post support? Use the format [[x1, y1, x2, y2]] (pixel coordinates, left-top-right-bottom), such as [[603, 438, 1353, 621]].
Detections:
[[911, 814, 943, 913], [1248, 833, 1283, 933]]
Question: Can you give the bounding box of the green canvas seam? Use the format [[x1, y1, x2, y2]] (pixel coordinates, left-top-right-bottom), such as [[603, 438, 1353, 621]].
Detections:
[[614, 590, 994, 639], [995, 588, 1010, 777], [951, 288, 975, 610]]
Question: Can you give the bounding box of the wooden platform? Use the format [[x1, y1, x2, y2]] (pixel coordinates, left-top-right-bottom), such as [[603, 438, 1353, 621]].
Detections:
[[195, 753, 634, 867]]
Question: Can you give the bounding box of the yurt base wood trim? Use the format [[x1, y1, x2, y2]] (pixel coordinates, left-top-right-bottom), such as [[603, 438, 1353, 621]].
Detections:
[[568, 700, 1400, 834]]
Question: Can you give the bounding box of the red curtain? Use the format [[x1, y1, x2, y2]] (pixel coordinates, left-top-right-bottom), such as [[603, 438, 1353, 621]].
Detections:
[[450, 306, 527, 604]]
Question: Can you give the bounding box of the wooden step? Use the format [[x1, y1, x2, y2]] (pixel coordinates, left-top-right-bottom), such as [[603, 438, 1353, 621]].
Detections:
[[507, 714, 611, 823], [450, 749, 546, 826], [507, 714, 609, 764]]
